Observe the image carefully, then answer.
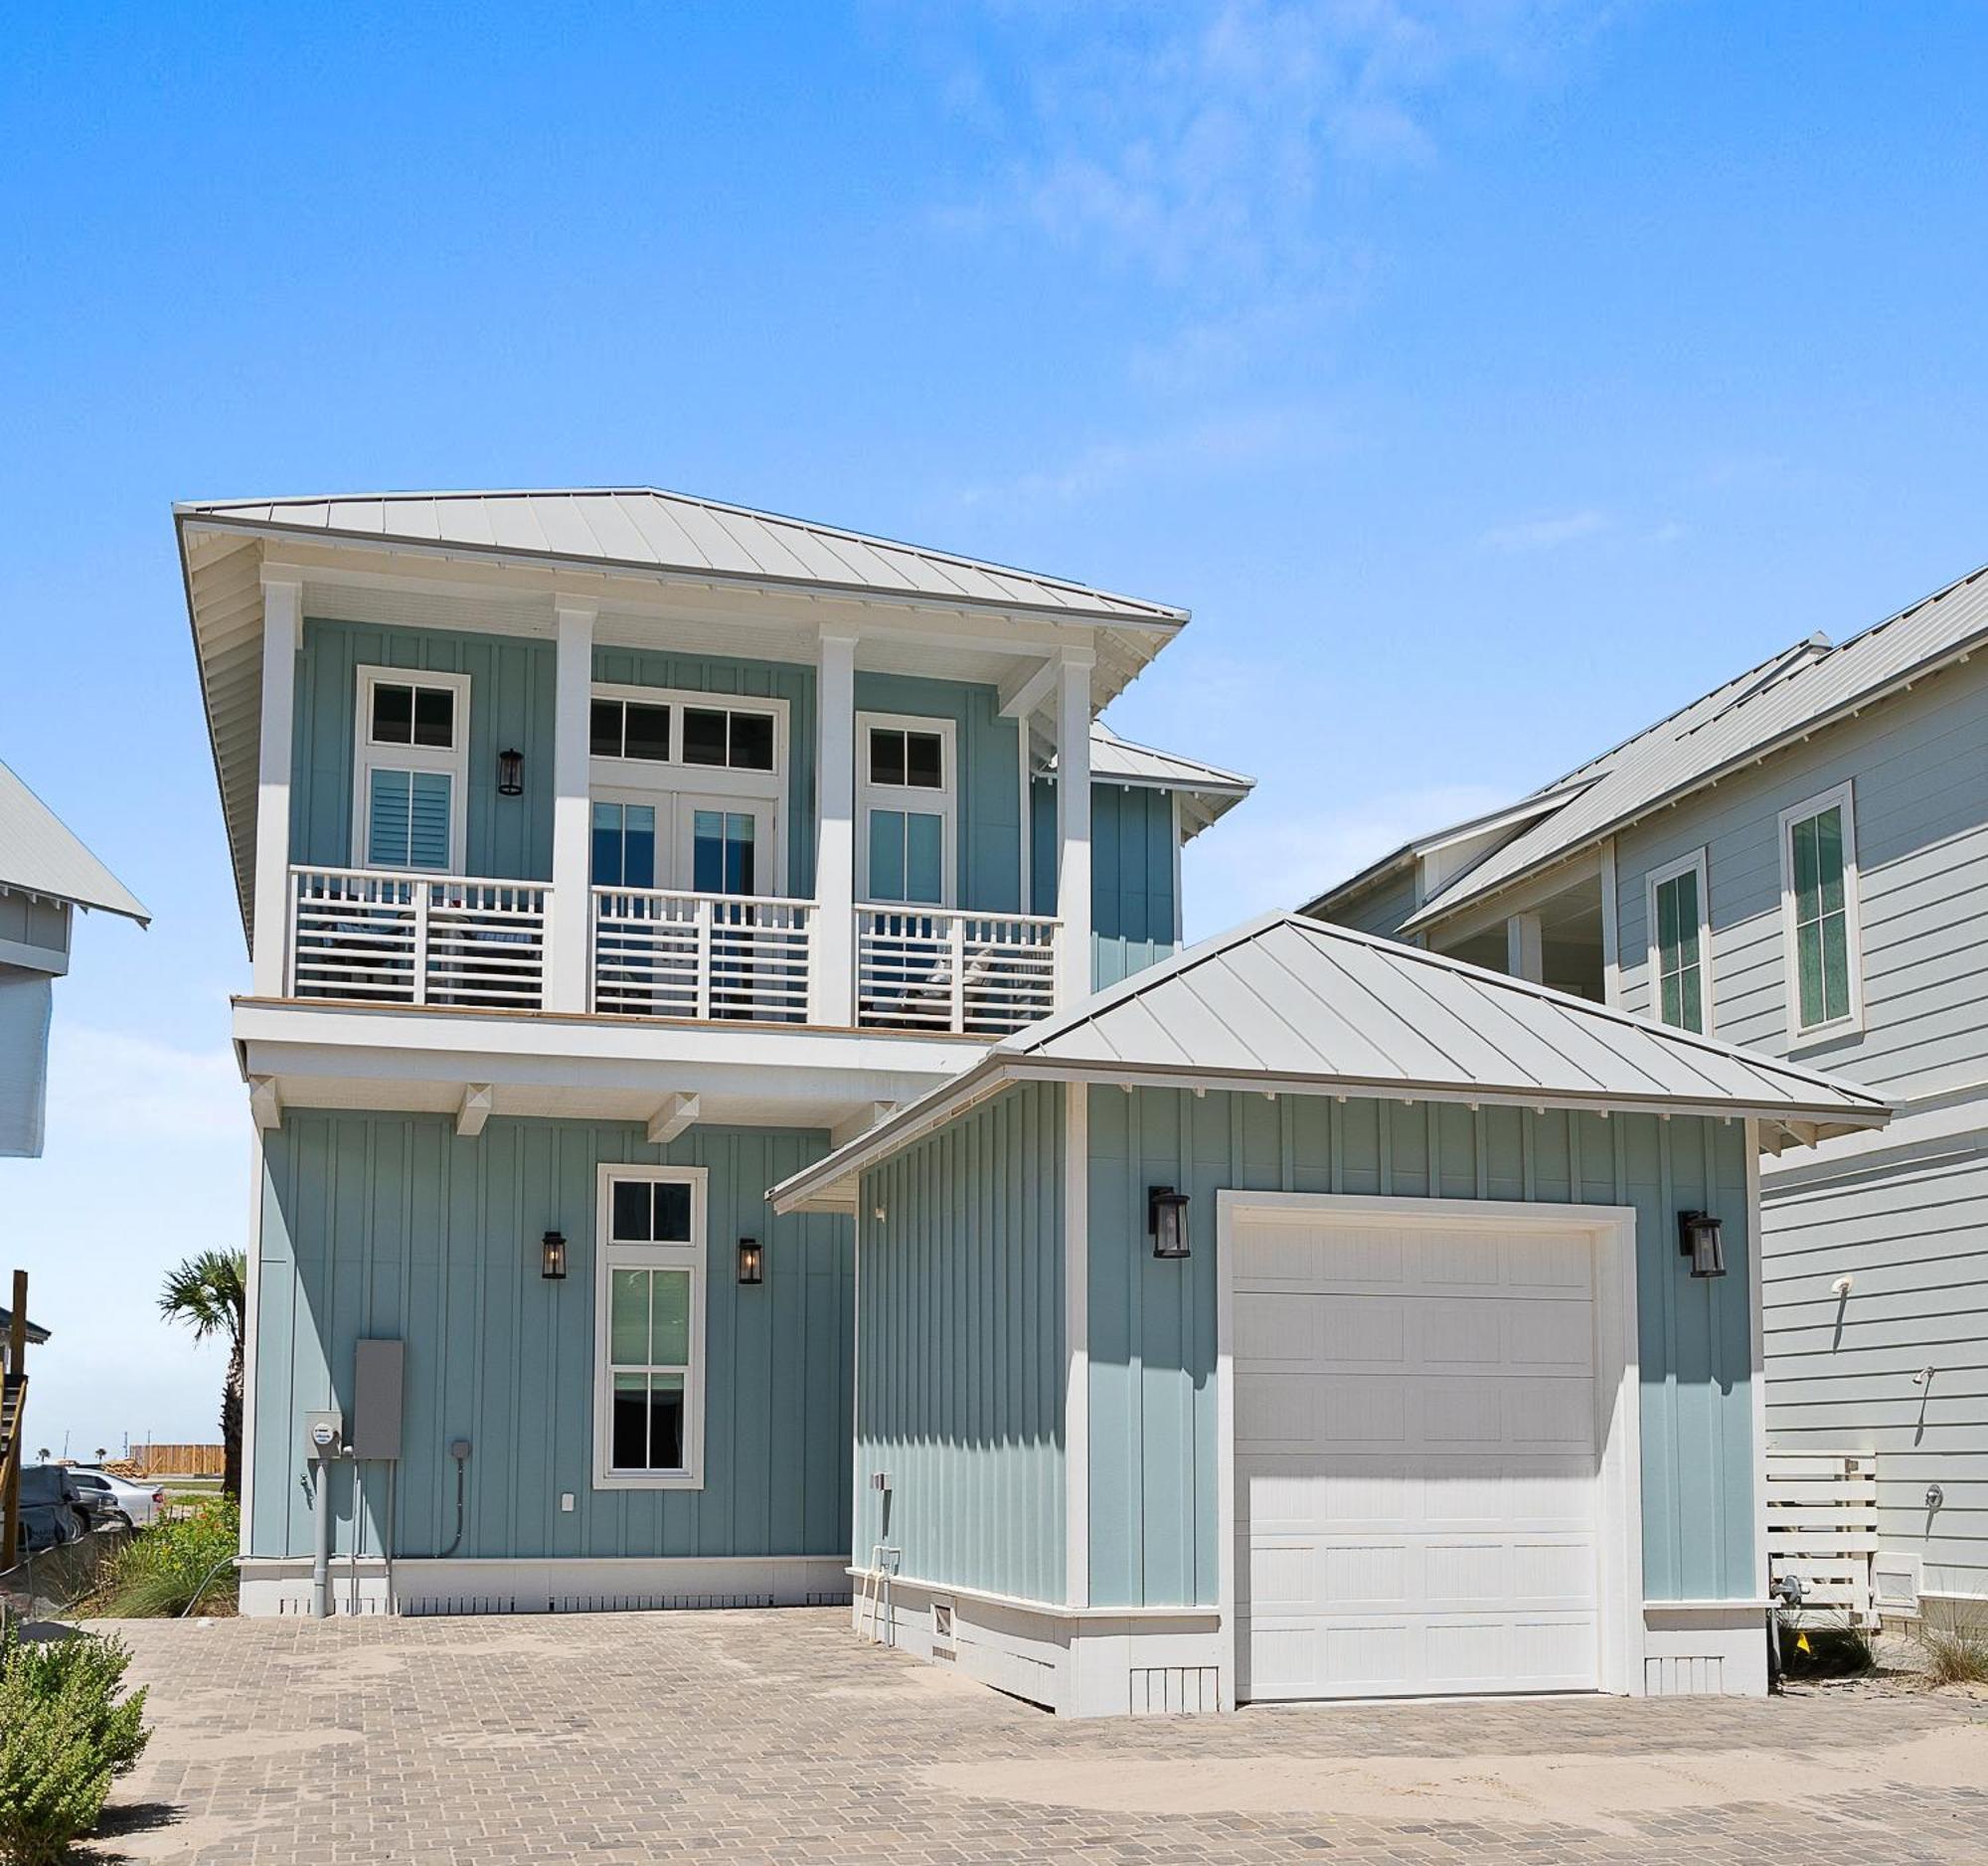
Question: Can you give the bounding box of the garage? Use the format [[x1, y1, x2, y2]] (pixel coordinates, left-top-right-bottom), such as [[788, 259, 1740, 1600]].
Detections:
[[1226, 1194, 1639, 1703]]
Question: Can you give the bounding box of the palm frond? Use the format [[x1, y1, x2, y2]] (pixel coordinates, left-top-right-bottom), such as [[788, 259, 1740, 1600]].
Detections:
[[158, 1249, 248, 1349]]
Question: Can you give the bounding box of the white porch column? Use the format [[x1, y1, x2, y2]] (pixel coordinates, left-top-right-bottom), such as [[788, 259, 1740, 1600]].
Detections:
[[811, 631, 859, 1027], [1055, 650, 1093, 1009], [1506, 910, 1545, 984], [547, 601, 597, 1013], [250, 576, 301, 997]]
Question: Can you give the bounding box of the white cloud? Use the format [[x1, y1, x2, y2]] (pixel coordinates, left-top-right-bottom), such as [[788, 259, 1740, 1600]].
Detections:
[[1480, 508, 1609, 553], [45, 1023, 245, 1142]]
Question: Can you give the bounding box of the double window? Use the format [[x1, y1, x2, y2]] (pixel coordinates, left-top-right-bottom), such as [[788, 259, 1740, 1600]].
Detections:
[[1780, 782, 1862, 1037], [352, 668, 469, 872], [857, 714, 954, 907], [1646, 850, 1711, 1034], [589, 690, 779, 773], [594, 1165, 707, 1489]]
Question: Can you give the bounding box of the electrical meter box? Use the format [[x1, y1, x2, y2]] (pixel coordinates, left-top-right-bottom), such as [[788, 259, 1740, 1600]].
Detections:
[[351, 1339, 406, 1461], [303, 1409, 343, 1460]]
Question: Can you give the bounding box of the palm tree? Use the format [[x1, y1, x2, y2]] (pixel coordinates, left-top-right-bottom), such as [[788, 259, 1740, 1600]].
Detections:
[[158, 1250, 248, 1499]]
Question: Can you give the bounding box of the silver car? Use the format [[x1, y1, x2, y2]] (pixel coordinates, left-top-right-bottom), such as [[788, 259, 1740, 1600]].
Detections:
[[67, 1468, 167, 1529]]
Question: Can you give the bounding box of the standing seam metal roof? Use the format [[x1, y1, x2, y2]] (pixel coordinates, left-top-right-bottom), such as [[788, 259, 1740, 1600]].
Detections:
[[0, 760, 148, 924]]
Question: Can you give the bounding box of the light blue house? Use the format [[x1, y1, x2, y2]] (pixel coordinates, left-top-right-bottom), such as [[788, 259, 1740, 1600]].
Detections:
[[177, 489, 1248, 1619], [0, 759, 148, 1157]]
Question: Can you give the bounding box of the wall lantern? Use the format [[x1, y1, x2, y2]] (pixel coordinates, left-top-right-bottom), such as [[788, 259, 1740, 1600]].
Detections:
[[1148, 1186, 1191, 1261], [540, 1230, 568, 1280], [497, 748, 525, 796], [1678, 1211, 1726, 1279], [738, 1237, 764, 1285]]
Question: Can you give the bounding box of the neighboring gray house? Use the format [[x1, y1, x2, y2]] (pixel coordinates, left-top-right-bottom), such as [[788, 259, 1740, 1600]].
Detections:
[[1305, 560, 1988, 1618], [0, 758, 149, 1156]]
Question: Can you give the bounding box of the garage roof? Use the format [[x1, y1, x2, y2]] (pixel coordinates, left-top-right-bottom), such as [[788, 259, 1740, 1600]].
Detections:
[[771, 912, 1890, 1212]]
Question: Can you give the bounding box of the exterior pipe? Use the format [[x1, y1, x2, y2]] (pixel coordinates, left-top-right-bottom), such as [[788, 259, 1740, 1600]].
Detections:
[[309, 1455, 331, 1618]]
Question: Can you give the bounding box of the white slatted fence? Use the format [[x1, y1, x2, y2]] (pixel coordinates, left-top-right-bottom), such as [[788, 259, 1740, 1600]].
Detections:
[[591, 889, 811, 1023], [290, 868, 547, 1009], [856, 908, 1059, 1036], [1765, 1447, 1879, 1625]]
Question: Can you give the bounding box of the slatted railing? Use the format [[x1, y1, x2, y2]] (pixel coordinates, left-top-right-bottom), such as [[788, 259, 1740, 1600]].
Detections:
[[289, 867, 549, 1009], [591, 888, 813, 1023], [1765, 1447, 1880, 1625], [856, 908, 1059, 1037]]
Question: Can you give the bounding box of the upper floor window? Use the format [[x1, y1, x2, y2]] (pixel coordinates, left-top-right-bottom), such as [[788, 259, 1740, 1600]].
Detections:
[[1779, 782, 1862, 1038], [594, 1165, 707, 1490], [683, 706, 775, 771], [589, 686, 781, 776], [858, 714, 953, 907], [353, 667, 469, 873], [1646, 850, 1710, 1034], [590, 697, 671, 763]]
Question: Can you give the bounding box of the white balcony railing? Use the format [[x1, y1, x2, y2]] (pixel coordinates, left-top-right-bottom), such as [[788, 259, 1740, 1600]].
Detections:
[[289, 867, 549, 1009], [856, 908, 1059, 1037], [591, 888, 813, 1023]]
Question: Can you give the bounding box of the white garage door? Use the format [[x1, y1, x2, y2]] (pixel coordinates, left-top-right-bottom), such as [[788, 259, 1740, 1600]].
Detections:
[[1235, 1208, 1602, 1700]]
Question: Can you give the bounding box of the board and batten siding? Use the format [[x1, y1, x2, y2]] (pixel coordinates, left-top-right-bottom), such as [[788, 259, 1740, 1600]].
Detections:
[[1760, 1131, 1988, 1599], [1317, 863, 1421, 942], [1033, 779, 1181, 987], [252, 1113, 852, 1567], [854, 1081, 1066, 1605], [1086, 1085, 1758, 1610]]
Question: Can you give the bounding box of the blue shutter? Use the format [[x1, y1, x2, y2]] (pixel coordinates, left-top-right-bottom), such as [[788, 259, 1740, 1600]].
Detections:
[[869, 809, 906, 902], [906, 811, 942, 904], [367, 769, 412, 868], [409, 772, 452, 870]]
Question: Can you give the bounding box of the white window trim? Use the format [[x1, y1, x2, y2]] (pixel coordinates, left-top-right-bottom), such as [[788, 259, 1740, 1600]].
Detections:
[[587, 682, 787, 804], [856, 710, 957, 908], [1777, 779, 1864, 1045], [351, 665, 471, 873], [592, 1163, 709, 1491], [1644, 847, 1713, 1036]]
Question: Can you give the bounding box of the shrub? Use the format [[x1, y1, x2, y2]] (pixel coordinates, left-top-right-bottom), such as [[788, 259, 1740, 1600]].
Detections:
[[94, 1498, 239, 1619], [0, 1625, 149, 1865], [1915, 1621, 1988, 1687], [1778, 1612, 1875, 1679]]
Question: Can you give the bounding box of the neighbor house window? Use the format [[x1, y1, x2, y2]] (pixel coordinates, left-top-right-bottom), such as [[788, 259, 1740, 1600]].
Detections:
[[1779, 782, 1862, 1036], [1646, 850, 1711, 1034], [858, 714, 954, 907], [353, 667, 470, 872], [594, 1165, 707, 1488]]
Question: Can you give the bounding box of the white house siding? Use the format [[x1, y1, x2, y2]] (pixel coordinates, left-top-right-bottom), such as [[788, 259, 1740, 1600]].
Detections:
[[1608, 649, 1988, 1608]]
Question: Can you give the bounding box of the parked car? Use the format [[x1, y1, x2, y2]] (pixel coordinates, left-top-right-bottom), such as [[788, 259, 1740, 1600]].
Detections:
[[67, 1468, 166, 1530], [13, 1462, 90, 1555]]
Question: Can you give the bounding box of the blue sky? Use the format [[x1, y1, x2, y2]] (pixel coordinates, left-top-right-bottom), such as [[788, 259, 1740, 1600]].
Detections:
[[5, 1, 1987, 1449]]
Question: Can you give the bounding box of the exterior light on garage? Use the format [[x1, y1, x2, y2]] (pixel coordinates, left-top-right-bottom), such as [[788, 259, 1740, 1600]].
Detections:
[[1148, 1186, 1191, 1260], [738, 1237, 764, 1284], [540, 1230, 568, 1280], [497, 747, 525, 796], [1678, 1211, 1726, 1278]]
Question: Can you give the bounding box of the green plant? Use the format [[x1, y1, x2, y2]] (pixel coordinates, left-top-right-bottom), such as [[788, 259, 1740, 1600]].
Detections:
[[93, 1498, 240, 1619], [1914, 1621, 1988, 1687], [158, 1249, 248, 1499], [0, 1625, 149, 1865], [1778, 1612, 1875, 1679]]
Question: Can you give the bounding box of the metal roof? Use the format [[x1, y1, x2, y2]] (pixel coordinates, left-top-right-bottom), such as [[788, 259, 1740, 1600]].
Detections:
[[0, 760, 148, 925], [175, 488, 1188, 623], [1078, 724, 1254, 841], [770, 912, 1890, 1211], [1348, 562, 1988, 933], [0, 1306, 51, 1346]]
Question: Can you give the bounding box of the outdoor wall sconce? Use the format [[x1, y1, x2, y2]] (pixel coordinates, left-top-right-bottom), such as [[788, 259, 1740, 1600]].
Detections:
[[1678, 1211, 1726, 1278], [1149, 1186, 1191, 1260], [738, 1237, 764, 1285], [540, 1230, 568, 1280], [497, 747, 525, 796]]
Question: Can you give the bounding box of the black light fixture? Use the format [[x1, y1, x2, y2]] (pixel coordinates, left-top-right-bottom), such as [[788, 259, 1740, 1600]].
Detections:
[[1679, 1211, 1726, 1279], [1148, 1186, 1191, 1260], [738, 1237, 764, 1285], [541, 1230, 568, 1280], [497, 747, 525, 796]]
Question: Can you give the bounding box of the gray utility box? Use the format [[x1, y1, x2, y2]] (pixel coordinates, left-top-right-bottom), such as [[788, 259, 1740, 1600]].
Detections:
[[351, 1339, 406, 1461]]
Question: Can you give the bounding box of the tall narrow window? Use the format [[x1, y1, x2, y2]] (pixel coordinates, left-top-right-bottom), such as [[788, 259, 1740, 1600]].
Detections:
[[857, 715, 953, 907], [1647, 852, 1710, 1034], [1782, 786, 1860, 1033], [353, 668, 470, 873], [590, 801, 657, 888], [595, 1166, 706, 1488]]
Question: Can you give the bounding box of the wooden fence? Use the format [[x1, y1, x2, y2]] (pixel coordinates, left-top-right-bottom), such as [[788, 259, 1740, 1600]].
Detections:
[[128, 1443, 227, 1478], [1765, 1447, 1880, 1625]]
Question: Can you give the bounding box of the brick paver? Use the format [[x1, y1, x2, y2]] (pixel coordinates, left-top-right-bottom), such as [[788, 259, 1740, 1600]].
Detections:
[[91, 1608, 1988, 1863]]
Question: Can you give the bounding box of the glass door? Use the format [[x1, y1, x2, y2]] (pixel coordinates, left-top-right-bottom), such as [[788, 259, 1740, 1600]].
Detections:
[[680, 798, 778, 1019]]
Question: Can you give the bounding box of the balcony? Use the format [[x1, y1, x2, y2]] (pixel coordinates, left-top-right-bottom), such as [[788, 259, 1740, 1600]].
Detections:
[[286, 867, 1060, 1038]]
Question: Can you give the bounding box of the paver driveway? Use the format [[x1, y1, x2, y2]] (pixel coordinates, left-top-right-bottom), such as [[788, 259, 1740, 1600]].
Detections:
[[93, 1607, 1988, 1863]]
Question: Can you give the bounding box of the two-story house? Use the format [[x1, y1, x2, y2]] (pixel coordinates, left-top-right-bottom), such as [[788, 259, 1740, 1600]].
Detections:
[[180, 487, 1893, 1714], [1305, 560, 1988, 1624]]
